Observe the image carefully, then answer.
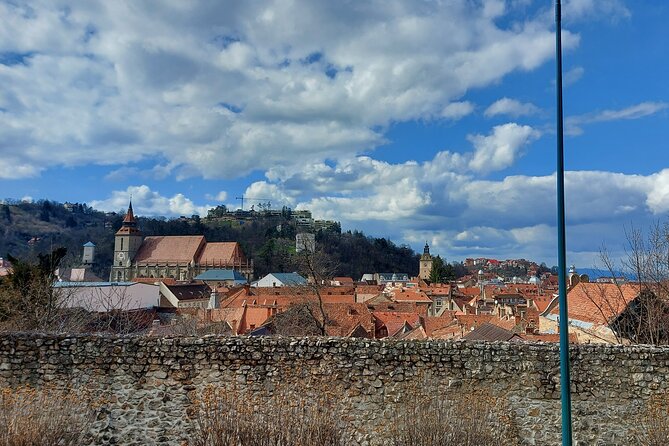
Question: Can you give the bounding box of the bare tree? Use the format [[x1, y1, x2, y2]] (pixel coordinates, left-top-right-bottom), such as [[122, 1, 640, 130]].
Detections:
[[591, 222, 669, 344], [290, 249, 339, 336]]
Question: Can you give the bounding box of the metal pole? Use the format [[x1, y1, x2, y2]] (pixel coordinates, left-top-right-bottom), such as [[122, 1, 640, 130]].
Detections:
[[555, 1, 573, 445]]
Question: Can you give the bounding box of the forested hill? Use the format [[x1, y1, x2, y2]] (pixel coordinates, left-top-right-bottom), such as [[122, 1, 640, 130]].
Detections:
[[0, 200, 419, 280]]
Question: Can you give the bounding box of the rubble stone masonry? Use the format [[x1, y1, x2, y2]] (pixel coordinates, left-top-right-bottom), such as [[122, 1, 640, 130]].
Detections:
[[1, 334, 668, 445]]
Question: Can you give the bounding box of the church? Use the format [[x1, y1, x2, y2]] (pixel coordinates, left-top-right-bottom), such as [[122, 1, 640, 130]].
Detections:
[[109, 202, 253, 282]]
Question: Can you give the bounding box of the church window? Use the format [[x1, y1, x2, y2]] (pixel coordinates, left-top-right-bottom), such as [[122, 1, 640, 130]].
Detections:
[[120, 238, 124, 250]]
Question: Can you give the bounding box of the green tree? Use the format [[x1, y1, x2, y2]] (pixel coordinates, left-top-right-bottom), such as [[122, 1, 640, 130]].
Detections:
[[0, 247, 68, 330], [429, 255, 455, 283]]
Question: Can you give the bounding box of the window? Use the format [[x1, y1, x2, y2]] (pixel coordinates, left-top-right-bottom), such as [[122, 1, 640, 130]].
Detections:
[[120, 238, 124, 250]]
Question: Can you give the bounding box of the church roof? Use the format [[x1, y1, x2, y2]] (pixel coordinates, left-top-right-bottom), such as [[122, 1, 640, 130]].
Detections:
[[197, 242, 245, 264], [134, 236, 205, 264]]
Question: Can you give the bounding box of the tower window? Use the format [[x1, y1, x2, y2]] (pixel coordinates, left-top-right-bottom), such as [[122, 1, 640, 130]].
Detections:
[[120, 238, 124, 250]]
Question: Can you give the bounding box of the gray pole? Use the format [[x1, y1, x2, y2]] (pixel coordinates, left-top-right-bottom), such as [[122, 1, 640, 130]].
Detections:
[[555, 1, 573, 444]]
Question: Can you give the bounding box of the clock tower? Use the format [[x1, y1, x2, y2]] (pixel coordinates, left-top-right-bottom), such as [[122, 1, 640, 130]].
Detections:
[[419, 241, 433, 281], [110, 201, 143, 282]]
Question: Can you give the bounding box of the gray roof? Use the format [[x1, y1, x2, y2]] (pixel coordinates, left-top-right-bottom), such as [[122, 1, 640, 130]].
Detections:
[[462, 323, 522, 342], [269, 272, 307, 285], [195, 269, 247, 282], [83, 241, 96, 247]]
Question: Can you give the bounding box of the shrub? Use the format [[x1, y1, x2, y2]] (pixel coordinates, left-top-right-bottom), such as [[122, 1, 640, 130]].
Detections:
[[389, 388, 519, 446], [633, 393, 669, 446], [0, 385, 96, 446], [189, 386, 346, 446]]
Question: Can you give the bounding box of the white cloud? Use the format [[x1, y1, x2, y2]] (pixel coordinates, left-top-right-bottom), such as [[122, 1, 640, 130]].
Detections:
[[484, 98, 540, 118], [467, 123, 540, 172], [0, 0, 581, 179], [566, 101, 668, 135], [563, 0, 631, 22], [90, 185, 212, 217], [563, 66, 584, 86], [205, 191, 228, 202], [441, 101, 475, 120]]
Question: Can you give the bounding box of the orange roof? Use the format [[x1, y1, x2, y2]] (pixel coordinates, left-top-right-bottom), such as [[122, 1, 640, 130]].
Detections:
[[549, 282, 640, 325], [197, 242, 245, 264], [333, 277, 354, 284], [532, 295, 554, 313], [355, 285, 384, 293], [454, 314, 494, 330], [323, 303, 374, 337], [372, 311, 422, 337], [522, 333, 578, 343], [422, 313, 457, 336], [392, 290, 432, 303], [134, 236, 205, 264], [460, 287, 481, 297]]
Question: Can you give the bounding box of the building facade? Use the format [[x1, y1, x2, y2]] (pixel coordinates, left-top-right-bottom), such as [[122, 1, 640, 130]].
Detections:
[[419, 242, 433, 281], [110, 202, 253, 282]]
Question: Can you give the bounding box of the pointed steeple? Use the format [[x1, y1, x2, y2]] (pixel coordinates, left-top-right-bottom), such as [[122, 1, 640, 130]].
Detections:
[[423, 241, 430, 255], [116, 200, 141, 235], [122, 200, 136, 225]]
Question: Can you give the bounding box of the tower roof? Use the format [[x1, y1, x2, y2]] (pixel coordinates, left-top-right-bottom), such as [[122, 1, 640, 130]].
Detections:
[[116, 200, 141, 235], [122, 201, 136, 224]]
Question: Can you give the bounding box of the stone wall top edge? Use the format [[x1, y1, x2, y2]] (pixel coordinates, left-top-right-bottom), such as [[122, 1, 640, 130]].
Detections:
[[2, 333, 669, 353]]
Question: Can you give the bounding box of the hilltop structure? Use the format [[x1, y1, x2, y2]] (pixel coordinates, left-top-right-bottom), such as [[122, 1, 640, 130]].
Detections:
[[109, 202, 253, 282]]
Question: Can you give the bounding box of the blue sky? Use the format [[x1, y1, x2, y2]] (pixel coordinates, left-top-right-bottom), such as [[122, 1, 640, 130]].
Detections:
[[1, 0, 668, 268]]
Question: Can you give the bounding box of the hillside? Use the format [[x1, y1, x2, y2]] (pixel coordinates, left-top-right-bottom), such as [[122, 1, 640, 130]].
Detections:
[[0, 200, 419, 280]]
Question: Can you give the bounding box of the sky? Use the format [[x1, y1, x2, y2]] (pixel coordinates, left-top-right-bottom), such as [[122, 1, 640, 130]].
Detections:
[[1, 0, 668, 268]]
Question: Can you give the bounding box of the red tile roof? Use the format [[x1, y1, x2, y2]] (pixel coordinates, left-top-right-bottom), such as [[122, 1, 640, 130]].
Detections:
[[392, 290, 432, 303], [549, 282, 640, 325], [372, 311, 422, 337], [197, 242, 245, 264], [323, 303, 374, 337], [134, 236, 205, 264]]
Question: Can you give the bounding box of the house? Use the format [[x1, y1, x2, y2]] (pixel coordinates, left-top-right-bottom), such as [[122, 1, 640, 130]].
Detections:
[[372, 311, 422, 338], [53, 281, 160, 311], [195, 269, 248, 287], [110, 201, 253, 282], [541, 282, 641, 343], [374, 273, 410, 286], [253, 272, 307, 287], [390, 289, 433, 316], [159, 282, 212, 309]]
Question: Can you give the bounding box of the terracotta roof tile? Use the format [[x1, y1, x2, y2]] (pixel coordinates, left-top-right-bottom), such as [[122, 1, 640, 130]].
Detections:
[[198, 242, 245, 264], [549, 282, 639, 325], [392, 290, 432, 303], [134, 236, 205, 264], [372, 311, 422, 337]]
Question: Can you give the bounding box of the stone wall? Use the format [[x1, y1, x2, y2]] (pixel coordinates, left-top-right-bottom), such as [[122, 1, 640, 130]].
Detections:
[[1, 334, 668, 445]]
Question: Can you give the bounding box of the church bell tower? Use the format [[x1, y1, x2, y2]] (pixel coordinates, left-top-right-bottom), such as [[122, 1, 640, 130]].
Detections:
[[110, 201, 143, 282]]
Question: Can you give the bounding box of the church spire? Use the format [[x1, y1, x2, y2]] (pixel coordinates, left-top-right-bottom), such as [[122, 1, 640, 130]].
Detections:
[[122, 200, 136, 225], [116, 200, 140, 234], [423, 241, 430, 255]]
